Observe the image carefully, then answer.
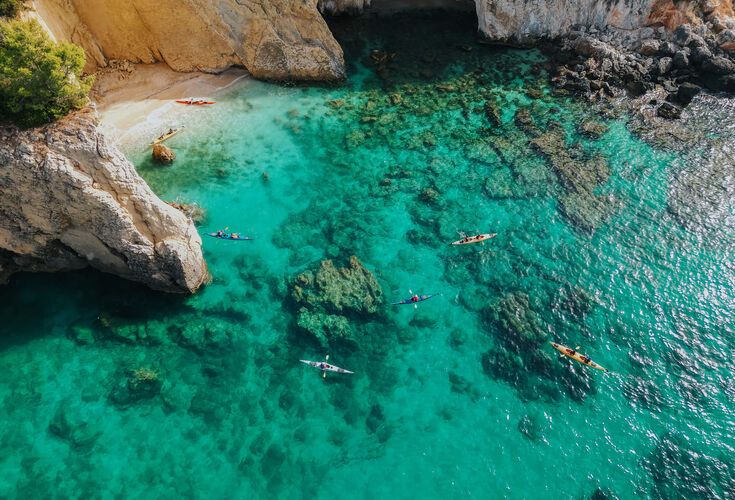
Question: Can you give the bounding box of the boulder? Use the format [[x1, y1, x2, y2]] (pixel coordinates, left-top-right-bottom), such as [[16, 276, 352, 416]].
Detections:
[[580, 120, 608, 138], [673, 50, 690, 69], [716, 29, 735, 46], [152, 143, 176, 163], [702, 56, 735, 75], [656, 57, 673, 75], [639, 39, 660, 56], [690, 44, 713, 64], [658, 42, 679, 57], [673, 25, 694, 46], [716, 29, 735, 51], [657, 101, 682, 119], [675, 82, 703, 105]]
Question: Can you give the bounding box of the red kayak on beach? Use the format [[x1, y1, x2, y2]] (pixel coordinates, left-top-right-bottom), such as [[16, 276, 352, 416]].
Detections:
[[176, 98, 216, 106]]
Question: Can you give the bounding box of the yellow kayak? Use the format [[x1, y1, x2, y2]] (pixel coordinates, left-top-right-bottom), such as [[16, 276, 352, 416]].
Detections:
[[550, 342, 608, 372], [149, 127, 182, 147]]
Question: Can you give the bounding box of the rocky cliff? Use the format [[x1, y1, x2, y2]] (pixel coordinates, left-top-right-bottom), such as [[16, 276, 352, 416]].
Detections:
[[324, 0, 734, 43], [31, 0, 345, 80], [0, 107, 208, 293], [29, 0, 735, 79]]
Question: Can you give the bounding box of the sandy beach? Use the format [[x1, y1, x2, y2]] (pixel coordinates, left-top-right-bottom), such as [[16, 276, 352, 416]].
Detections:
[[94, 63, 249, 152]]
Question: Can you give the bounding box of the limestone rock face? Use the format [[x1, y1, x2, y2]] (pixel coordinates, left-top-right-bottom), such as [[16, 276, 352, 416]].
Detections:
[[475, 0, 652, 43], [318, 0, 371, 14], [0, 107, 208, 293], [30, 0, 735, 80], [33, 0, 345, 80]]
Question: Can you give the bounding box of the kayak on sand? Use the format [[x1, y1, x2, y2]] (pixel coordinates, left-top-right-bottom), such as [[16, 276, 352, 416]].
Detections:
[[176, 98, 216, 105], [207, 232, 252, 241], [301, 356, 353, 378], [550, 342, 608, 372], [451, 233, 496, 245]]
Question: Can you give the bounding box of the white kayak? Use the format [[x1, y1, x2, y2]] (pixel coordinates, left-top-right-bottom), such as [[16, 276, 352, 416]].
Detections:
[[300, 359, 353, 375], [451, 233, 497, 245]]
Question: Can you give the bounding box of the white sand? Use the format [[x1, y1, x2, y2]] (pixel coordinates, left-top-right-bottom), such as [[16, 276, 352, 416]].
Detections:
[[94, 64, 249, 152]]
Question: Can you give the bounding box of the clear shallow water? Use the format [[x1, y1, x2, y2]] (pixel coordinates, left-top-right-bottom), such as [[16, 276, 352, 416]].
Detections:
[[2, 12, 735, 499]]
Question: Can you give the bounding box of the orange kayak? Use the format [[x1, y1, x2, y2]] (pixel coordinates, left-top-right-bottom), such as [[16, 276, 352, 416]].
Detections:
[[550, 342, 608, 372], [175, 99, 215, 106]]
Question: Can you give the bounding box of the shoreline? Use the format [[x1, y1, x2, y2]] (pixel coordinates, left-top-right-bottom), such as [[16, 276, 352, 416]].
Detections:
[[94, 64, 250, 152]]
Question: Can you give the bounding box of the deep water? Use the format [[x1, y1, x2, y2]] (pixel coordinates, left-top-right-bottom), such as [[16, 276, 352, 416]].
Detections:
[[3, 12, 735, 499]]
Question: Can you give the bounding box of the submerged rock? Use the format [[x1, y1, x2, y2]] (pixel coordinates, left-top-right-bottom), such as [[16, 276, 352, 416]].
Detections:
[[643, 432, 735, 499], [580, 119, 609, 138], [483, 291, 596, 402], [290, 256, 382, 344], [48, 403, 102, 451], [532, 127, 617, 232], [109, 367, 163, 406], [517, 413, 546, 443]]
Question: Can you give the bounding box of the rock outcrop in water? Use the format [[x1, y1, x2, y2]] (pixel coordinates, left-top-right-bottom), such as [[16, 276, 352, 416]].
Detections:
[[549, 22, 735, 112], [290, 256, 383, 345], [0, 107, 208, 293], [33, 0, 345, 80]]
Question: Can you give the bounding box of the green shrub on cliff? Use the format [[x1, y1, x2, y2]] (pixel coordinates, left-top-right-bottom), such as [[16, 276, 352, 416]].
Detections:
[[0, 19, 92, 127], [0, 0, 24, 18]]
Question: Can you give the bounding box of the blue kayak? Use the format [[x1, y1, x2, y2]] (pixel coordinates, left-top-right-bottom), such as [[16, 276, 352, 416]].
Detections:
[[207, 232, 253, 241], [392, 293, 439, 305]]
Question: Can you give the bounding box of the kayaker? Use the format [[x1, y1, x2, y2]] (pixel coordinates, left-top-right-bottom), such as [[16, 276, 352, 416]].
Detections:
[[411, 295, 419, 303], [231, 233, 239, 239], [216, 230, 224, 237]]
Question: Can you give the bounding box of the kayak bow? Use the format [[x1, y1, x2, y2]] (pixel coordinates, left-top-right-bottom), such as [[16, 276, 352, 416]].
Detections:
[[550, 342, 608, 372]]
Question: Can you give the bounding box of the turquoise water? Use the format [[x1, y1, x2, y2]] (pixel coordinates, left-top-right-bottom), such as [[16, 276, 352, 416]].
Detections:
[[2, 12, 735, 498]]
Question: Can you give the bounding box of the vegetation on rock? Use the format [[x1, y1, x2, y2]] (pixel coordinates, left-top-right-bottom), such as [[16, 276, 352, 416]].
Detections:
[[0, 0, 23, 18], [0, 19, 92, 127]]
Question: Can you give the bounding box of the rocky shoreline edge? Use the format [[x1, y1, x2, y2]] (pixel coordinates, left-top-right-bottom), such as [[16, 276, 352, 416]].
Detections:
[[546, 21, 735, 119]]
